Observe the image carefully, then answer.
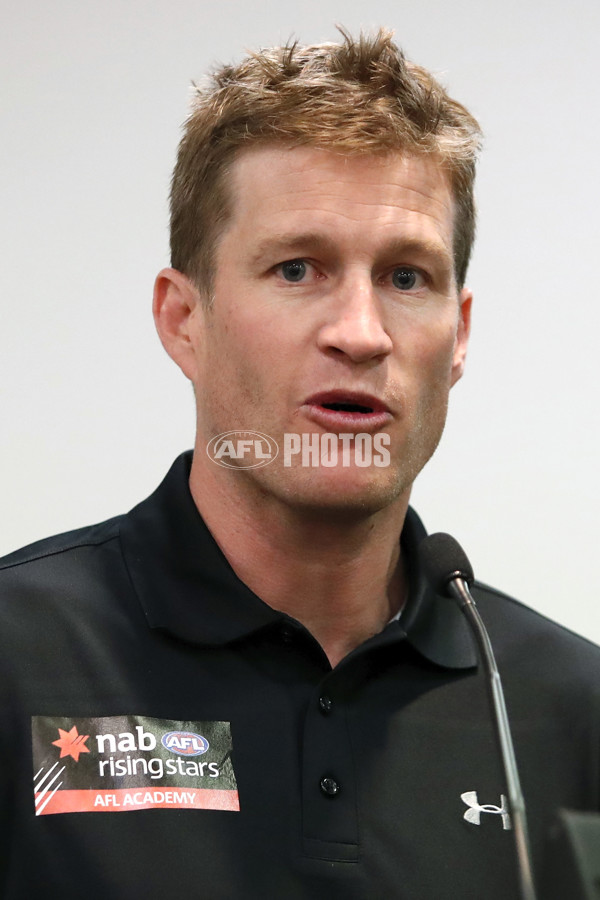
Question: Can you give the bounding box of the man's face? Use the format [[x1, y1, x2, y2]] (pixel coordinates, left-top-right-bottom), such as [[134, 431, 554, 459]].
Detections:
[[188, 145, 470, 516]]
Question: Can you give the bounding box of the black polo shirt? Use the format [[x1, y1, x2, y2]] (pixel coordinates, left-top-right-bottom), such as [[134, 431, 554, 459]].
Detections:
[[1, 452, 599, 899]]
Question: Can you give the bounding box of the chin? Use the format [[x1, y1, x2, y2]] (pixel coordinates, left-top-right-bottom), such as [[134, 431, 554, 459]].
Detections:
[[272, 465, 409, 518]]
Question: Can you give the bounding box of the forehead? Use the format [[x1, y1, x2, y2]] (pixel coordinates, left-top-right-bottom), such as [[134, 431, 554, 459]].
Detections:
[[222, 145, 455, 260]]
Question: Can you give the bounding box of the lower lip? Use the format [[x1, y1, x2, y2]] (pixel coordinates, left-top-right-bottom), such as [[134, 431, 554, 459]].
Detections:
[[302, 404, 392, 432]]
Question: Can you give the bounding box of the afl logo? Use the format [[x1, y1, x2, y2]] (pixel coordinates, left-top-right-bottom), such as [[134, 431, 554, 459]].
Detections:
[[206, 431, 279, 469], [161, 731, 209, 757]]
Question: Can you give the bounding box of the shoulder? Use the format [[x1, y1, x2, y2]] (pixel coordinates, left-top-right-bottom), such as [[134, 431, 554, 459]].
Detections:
[[472, 580, 600, 682], [0, 517, 127, 626], [0, 516, 124, 591], [0, 517, 122, 573], [0, 515, 144, 702]]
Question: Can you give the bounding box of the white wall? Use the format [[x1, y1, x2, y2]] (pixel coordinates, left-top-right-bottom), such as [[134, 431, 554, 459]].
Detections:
[[2, 0, 599, 642]]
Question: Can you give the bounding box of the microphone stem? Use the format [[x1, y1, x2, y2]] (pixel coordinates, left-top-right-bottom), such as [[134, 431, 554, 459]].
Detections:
[[449, 577, 538, 900]]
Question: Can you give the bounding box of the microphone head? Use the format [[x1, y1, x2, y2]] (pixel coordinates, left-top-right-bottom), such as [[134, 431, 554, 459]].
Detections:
[[418, 532, 475, 594]]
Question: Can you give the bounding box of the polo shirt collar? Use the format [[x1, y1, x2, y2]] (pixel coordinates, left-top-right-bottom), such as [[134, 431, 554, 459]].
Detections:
[[120, 451, 476, 670]]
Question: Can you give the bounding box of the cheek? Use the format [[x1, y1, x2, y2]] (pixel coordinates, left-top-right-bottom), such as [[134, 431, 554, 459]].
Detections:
[[404, 320, 458, 390], [200, 317, 276, 414], [219, 308, 302, 387]]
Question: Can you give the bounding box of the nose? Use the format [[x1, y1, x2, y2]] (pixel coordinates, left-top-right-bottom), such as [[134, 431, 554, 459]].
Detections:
[[317, 274, 393, 363]]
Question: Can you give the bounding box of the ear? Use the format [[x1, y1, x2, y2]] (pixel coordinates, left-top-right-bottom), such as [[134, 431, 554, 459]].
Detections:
[[152, 268, 205, 382], [450, 287, 472, 387]]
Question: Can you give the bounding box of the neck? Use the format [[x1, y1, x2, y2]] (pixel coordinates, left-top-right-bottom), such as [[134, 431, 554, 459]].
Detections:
[[189, 449, 410, 668]]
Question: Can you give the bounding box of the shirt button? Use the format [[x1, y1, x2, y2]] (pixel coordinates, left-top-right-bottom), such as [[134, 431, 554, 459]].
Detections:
[[320, 776, 340, 797], [280, 626, 295, 644], [318, 695, 333, 714]]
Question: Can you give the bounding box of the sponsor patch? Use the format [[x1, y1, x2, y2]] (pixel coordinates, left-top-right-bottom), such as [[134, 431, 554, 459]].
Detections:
[[32, 715, 239, 816]]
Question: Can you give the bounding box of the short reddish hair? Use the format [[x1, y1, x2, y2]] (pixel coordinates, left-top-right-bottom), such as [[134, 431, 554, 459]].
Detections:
[[170, 28, 482, 292]]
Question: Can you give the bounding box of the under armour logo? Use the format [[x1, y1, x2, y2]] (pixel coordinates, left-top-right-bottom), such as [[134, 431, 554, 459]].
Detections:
[[461, 791, 511, 830]]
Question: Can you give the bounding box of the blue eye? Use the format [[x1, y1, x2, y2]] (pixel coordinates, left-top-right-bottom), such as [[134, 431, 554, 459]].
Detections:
[[280, 260, 307, 282], [392, 267, 419, 290]]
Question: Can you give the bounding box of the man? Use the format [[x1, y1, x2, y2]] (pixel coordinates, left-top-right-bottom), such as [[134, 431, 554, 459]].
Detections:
[[1, 29, 599, 900]]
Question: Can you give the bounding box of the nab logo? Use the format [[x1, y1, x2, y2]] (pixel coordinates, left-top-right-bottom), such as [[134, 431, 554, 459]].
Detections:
[[206, 431, 279, 469], [161, 731, 209, 757], [52, 725, 90, 762]]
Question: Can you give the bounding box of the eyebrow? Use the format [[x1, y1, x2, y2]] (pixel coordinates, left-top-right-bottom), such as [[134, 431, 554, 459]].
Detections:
[[249, 232, 453, 272], [249, 233, 338, 266]]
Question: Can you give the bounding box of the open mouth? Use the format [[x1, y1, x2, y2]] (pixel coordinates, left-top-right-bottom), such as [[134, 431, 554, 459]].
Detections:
[[321, 402, 374, 414], [302, 391, 391, 425]]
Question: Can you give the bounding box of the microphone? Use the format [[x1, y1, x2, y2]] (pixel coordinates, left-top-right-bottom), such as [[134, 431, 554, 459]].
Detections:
[[418, 533, 538, 900]]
